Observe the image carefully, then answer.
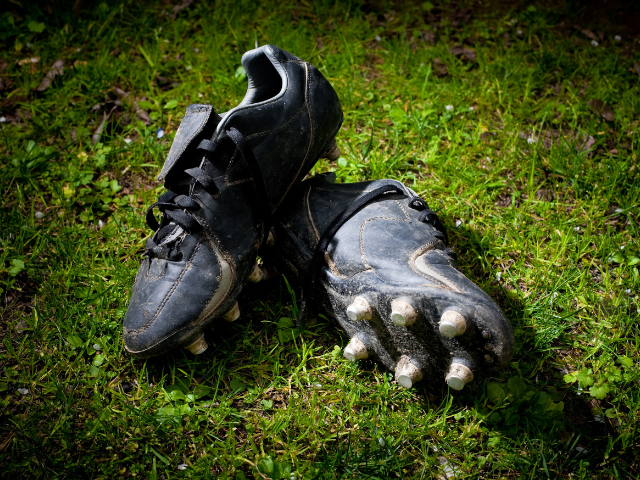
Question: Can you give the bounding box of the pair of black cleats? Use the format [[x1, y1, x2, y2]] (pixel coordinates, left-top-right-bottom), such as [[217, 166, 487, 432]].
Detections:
[[123, 45, 514, 390]]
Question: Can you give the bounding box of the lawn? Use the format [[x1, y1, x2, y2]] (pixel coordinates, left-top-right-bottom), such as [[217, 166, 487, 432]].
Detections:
[[1, 0, 639, 478]]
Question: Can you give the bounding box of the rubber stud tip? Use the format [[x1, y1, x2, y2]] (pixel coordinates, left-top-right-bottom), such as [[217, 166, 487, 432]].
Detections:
[[222, 301, 241, 322], [395, 356, 423, 389], [346, 296, 372, 321], [323, 138, 341, 161], [185, 333, 208, 355], [439, 310, 467, 338], [343, 337, 368, 362], [390, 299, 417, 326], [248, 263, 267, 283], [445, 363, 474, 391]]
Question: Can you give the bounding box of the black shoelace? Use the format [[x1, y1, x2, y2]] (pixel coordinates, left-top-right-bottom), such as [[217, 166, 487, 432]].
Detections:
[[144, 127, 269, 261], [296, 184, 448, 325]]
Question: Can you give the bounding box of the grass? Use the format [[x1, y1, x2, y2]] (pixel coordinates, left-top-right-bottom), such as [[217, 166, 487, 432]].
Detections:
[[1, 0, 639, 478]]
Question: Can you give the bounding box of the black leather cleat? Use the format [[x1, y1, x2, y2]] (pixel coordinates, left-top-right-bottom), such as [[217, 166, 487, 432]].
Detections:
[[123, 45, 343, 358], [265, 174, 514, 390]]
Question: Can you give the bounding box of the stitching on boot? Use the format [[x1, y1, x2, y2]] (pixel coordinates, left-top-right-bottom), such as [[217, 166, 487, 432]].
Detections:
[[358, 216, 402, 269], [282, 62, 314, 213], [192, 230, 237, 326], [306, 186, 320, 241], [408, 242, 461, 292], [127, 240, 203, 335], [245, 101, 306, 141], [393, 199, 411, 220], [305, 185, 346, 278], [145, 258, 168, 279]]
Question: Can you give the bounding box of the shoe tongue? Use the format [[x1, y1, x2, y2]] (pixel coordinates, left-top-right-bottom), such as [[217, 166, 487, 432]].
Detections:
[[157, 104, 222, 181], [156, 223, 184, 245]]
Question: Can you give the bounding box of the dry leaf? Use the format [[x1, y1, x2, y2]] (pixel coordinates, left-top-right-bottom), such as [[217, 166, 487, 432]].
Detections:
[[35, 59, 64, 92], [421, 30, 435, 45], [18, 57, 40, 65], [170, 0, 194, 19], [449, 45, 476, 62], [587, 99, 614, 121], [433, 58, 448, 77], [581, 29, 599, 41]]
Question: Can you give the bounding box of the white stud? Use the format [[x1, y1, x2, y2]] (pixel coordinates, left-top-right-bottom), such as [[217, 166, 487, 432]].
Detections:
[[222, 301, 240, 322], [185, 333, 208, 355], [248, 263, 267, 283], [390, 299, 417, 326], [439, 310, 467, 338], [346, 296, 372, 321], [266, 231, 275, 247], [395, 356, 423, 389], [445, 362, 474, 390], [323, 138, 341, 161], [343, 337, 368, 361]]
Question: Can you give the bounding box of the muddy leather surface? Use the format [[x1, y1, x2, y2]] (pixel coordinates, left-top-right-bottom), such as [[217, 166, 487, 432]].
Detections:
[[267, 175, 515, 387], [124, 45, 343, 357]]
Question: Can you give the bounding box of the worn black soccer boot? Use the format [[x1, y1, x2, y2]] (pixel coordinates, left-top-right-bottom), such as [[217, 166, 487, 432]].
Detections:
[[123, 45, 343, 358], [265, 174, 514, 390]]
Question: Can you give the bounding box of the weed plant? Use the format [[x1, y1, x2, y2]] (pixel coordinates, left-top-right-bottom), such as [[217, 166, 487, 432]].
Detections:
[[0, 0, 639, 478]]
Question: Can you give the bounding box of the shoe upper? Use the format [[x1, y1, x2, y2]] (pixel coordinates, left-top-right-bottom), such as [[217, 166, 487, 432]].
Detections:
[[268, 175, 515, 382], [123, 45, 343, 358]]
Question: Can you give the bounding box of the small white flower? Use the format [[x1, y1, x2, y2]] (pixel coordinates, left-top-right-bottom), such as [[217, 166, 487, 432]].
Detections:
[[98, 220, 104, 229], [485, 156, 491, 162], [18, 388, 29, 395], [527, 137, 535, 144], [156, 128, 165, 139], [445, 105, 453, 111], [186, 65, 192, 70], [198, 92, 203, 98], [614, 35, 621, 41], [591, 40, 599, 47], [193, 47, 200, 53], [378, 437, 386, 447], [516, 29, 523, 36], [35, 211, 44, 219], [620, 245, 625, 250], [574, 226, 580, 232], [375, 35, 382, 42], [455, 220, 462, 228], [76, 47, 82, 52], [495, 272, 501, 281], [468, 106, 475, 111], [0, 116, 6, 123], [576, 447, 586, 453], [124, 138, 132, 144], [625, 289, 632, 295], [177, 464, 187, 470], [614, 208, 623, 213], [26, 42, 33, 48]]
